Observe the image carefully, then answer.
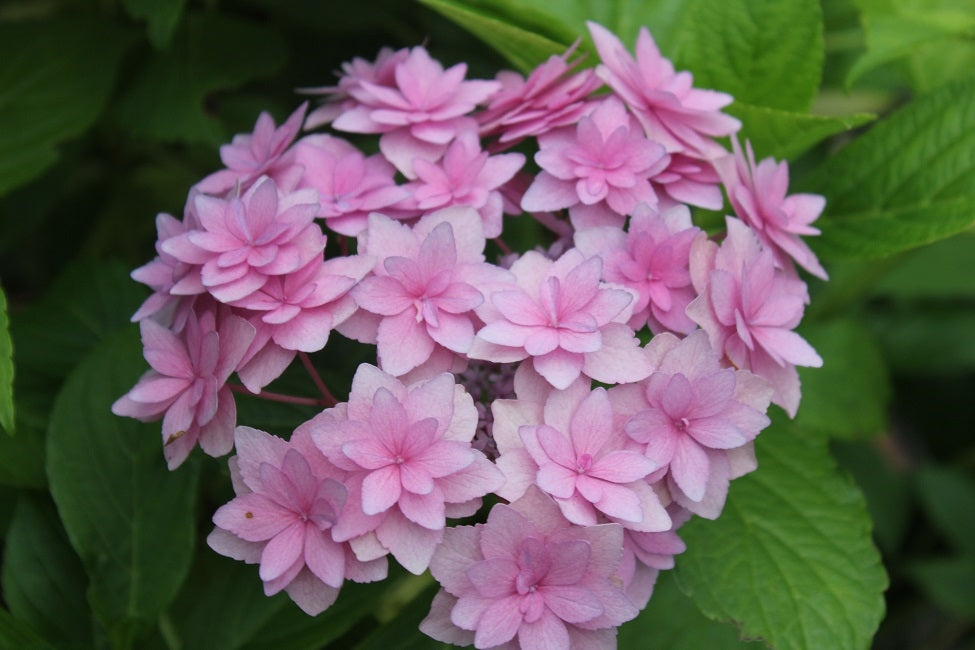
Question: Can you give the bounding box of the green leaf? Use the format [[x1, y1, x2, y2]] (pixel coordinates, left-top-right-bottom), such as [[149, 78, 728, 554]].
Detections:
[[915, 465, 975, 556], [122, 0, 186, 48], [114, 12, 287, 145], [0, 607, 59, 650], [0, 284, 12, 434], [1, 493, 92, 649], [674, 0, 823, 111], [870, 232, 975, 300], [618, 572, 761, 648], [905, 557, 975, 620], [675, 416, 888, 650], [867, 302, 975, 374], [0, 18, 133, 196], [47, 328, 200, 649], [729, 102, 874, 160], [796, 318, 891, 440], [352, 582, 442, 650], [806, 77, 975, 260]]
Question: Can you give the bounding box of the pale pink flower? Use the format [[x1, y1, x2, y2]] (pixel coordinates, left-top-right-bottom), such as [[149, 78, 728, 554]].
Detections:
[[587, 21, 740, 158], [686, 217, 821, 417], [208, 426, 388, 615], [407, 131, 525, 238], [112, 308, 255, 469], [618, 504, 689, 608], [651, 152, 724, 210], [420, 486, 639, 649], [470, 248, 652, 389], [574, 203, 703, 334], [715, 137, 828, 280], [522, 97, 670, 230], [162, 177, 325, 303], [307, 364, 504, 574], [196, 103, 307, 196]]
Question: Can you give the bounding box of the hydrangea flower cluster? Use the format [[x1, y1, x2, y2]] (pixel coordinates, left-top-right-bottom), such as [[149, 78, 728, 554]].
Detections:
[[114, 21, 826, 648]]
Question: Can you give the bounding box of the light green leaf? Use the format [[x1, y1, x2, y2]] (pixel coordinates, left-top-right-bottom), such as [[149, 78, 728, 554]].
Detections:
[[871, 232, 975, 300], [906, 557, 975, 620], [729, 102, 874, 160], [0, 284, 12, 434], [796, 318, 891, 440], [806, 77, 975, 260], [47, 329, 200, 649], [618, 572, 761, 648], [1, 493, 92, 649], [676, 416, 888, 650], [915, 465, 975, 556], [0, 19, 133, 196], [114, 12, 287, 145], [0, 607, 59, 650], [674, 0, 824, 111], [122, 0, 186, 48]]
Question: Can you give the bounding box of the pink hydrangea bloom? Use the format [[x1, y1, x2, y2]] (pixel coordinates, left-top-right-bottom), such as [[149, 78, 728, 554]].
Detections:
[[522, 97, 670, 230], [196, 103, 307, 196], [614, 330, 773, 517], [208, 425, 388, 615], [162, 177, 325, 303], [470, 248, 652, 389], [618, 504, 689, 608], [574, 203, 702, 334], [477, 43, 602, 145], [112, 308, 255, 469], [651, 152, 724, 211], [407, 131, 525, 238], [307, 364, 504, 574], [715, 137, 828, 280], [420, 486, 639, 649], [347, 207, 513, 377], [587, 21, 740, 159], [292, 134, 412, 236], [686, 217, 821, 417]]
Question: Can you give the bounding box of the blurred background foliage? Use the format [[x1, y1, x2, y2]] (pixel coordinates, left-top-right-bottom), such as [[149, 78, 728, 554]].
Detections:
[[0, 0, 972, 648]]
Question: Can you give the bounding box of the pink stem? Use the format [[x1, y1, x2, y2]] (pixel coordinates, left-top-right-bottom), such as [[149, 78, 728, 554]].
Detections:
[[229, 383, 325, 407], [531, 210, 572, 237], [299, 351, 338, 407]]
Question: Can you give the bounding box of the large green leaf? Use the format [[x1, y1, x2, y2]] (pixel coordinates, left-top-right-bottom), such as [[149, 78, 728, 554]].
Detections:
[[0, 284, 12, 434], [674, 0, 823, 111], [729, 102, 874, 160], [870, 232, 975, 300], [0, 607, 58, 650], [1, 493, 92, 649], [114, 12, 287, 145], [47, 329, 200, 649], [915, 465, 975, 557], [675, 417, 888, 650], [867, 302, 975, 374], [122, 0, 186, 48], [905, 557, 975, 620], [806, 77, 975, 259], [0, 19, 133, 196]]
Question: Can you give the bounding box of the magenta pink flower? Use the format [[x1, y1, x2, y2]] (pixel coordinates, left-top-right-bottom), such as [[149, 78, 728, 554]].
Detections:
[[112, 308, 255, 468], [196, 103, 307, 196], [208, 426, 387, 615], [420, 486, 639, 649], [162, 177, 325, 303], [522, 97, 670, 230], [716, 137, 828, 279], [686, 217, 821, 417], [575, 203, 703, 334], [470, 248, 652, 389], [307, 365, 504, 574], [587, 21, 740, 158]]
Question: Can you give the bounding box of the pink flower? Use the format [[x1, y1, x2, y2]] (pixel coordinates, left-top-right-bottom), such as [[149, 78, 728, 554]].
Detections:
[[420, 486, 639, 649], [574, 203, 703, 334], [470, 248, 652, 389], [618, 505, 689, 608], [715, 137, 828, 280], [407, 131, 525, 238], [196, 103, 307, 196], [522, 97, 670, 230], [686, 217, 821, 417], [651, 152, 724, 211], [112, 308, 255, 468], [208, 426, 387, 615], [162, 177, 325, 303], [587, 21, 739, 158], [307, 364, 504, 574]]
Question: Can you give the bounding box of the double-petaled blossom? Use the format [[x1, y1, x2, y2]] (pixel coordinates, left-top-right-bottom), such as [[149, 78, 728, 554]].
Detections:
[[307, 365, 504, 574], [686, 217, 821, 417], [196, 103, 308, 196], [208, 426, 388, 615], [470, 248, 652, 389], [522, 97, 670, 231], [715, 137, 828, 280], [112, 308, 255, 468], [162, 177, 325, 304], [587, 21, 739, 159], [611, 330, 773, 518], [420, 486, 639, 649], [618, 504, 690, 609], [574, 202, 702, 334]]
